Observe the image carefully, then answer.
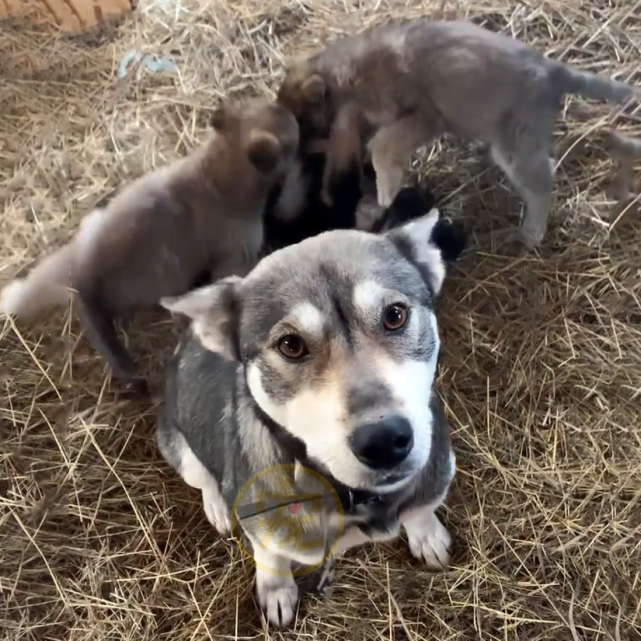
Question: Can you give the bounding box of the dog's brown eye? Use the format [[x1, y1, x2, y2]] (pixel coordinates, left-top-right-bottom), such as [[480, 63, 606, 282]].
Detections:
[[383, 304, 408, 331], [278, 335, 309, 360]]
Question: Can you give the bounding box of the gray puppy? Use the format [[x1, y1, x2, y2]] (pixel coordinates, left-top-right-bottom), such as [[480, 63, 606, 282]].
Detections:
[[278, 18, 641, 247], [157, 205, 465, 628]]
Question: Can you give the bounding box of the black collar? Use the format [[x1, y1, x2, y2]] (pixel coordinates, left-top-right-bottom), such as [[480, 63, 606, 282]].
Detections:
[[338, 487, 385, 512]]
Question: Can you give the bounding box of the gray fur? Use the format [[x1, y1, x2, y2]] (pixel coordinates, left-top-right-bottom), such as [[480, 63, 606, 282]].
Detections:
[[282, 18, 640, 246], [157, 209, 458, 628]]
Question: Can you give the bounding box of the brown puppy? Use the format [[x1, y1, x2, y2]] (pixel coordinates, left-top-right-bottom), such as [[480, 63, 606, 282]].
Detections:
[[278, 18, 640, 247], [0, 99, 299, 395]]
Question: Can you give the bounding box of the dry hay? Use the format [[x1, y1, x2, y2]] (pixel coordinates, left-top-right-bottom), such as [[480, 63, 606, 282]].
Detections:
[[1, 0, 640, 639]]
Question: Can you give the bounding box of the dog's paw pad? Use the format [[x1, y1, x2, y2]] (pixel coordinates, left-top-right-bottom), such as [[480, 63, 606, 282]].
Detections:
[[406, 515, 452, 570], [256, 574, 298, 628], [202, 494, 231, 535]]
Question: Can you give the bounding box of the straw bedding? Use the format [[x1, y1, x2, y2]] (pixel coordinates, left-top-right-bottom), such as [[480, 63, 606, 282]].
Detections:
[[1, 0, 639, 639]]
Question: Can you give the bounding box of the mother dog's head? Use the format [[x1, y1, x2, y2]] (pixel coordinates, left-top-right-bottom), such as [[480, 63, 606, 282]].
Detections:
[[162, 205, 465, 492]]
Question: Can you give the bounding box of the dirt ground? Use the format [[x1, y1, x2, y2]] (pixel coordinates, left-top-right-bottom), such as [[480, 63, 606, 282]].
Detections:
[[1, 1, 639, 639]]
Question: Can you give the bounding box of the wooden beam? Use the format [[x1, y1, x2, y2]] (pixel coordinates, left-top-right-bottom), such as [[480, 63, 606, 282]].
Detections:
[[70, 0, 132, 30], [40, 0, 82, 30], [0, 0, 29, 19], [2, 0, 132, 32]]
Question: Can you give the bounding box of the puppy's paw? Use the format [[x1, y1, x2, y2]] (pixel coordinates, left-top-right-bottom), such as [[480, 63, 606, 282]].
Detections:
[[377, 189, 394, 208], [256, 571, 299, 628], [405, 512, 452, 570], [202, 490, 231, 535], [375, 168, 403, 208], [518, 225, 545, 249]]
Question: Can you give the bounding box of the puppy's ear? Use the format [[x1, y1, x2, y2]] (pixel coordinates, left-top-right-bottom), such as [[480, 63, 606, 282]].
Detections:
[[386, 208, 466, 296], [161, 276, 243, 361], [301, 74, 326, 104], [211, 102, 236, 132], [246, 130, 282, 174]]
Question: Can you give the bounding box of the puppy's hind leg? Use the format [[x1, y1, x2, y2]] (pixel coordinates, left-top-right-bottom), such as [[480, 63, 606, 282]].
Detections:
[[75, 294, 148, 396], [488, 109, 557, 248], [492, 145, 554, 248], [368, 115, 438, 208]]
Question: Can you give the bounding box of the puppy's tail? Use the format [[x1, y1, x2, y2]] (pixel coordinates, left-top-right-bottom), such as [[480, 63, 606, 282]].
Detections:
[[0, 208, 108, 319], [0, 244, 76, 319], [555, 64, 640, 104]]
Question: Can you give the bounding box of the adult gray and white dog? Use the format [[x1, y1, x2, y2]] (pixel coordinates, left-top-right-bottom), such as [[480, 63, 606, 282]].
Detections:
[[157, 195, 466, 628]]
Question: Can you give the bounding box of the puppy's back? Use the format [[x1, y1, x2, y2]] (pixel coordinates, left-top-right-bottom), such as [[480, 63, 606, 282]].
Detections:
[[75, 165, 214, 313]]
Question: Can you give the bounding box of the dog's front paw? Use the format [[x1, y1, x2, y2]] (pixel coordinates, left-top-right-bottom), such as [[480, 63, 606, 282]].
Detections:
[[202, 489, 231, 536], [256, 571, 299, 628], [405, 512, 452, 570]]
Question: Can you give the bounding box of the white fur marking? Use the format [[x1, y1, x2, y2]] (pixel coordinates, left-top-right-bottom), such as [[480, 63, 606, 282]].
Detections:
[[246, 364, 372, 489], [253, 546, 298, 628], [449, 449, 457, 483], [192, 318, 229, 357], [335, 527, 372, 554], [402, 208, 446, 295], [75, 208, 107, 259], [352, 280, 386, 317], [376, 357, 435, 474], [0, 279, 28, 315], [290, 302, 324, 336], [401, 503, 452, 569], [179, 440, 231, 535]]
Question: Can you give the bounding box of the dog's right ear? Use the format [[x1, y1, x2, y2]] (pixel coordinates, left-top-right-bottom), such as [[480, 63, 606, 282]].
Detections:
[[386, 208, 466, 297], [160, 276, 242, 361]]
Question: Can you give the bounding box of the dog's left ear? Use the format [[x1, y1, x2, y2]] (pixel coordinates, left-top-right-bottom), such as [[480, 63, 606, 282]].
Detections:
[[160, 276, 243, 361], [246, 130, 282, 174], [386, 208, 466, 296]]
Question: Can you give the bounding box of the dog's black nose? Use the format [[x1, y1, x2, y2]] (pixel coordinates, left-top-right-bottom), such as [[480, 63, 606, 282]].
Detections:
[[349, 416, 414, 469]]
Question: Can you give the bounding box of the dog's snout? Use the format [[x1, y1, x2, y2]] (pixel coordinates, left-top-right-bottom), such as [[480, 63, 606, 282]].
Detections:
[[349, 416, 414, 469]]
